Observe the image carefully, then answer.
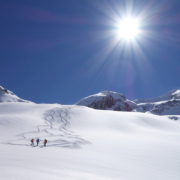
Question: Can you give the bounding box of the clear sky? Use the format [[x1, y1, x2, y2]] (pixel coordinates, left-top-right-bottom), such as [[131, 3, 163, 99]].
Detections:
[[0, 0, 180, 104]]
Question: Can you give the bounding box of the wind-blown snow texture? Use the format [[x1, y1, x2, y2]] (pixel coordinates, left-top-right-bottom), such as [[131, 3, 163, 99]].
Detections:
[[0, 86, 180, 179]]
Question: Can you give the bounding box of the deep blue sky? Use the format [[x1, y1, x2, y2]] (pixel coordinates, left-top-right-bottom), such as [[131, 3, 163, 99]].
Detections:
[[0, 0, 180, 104]]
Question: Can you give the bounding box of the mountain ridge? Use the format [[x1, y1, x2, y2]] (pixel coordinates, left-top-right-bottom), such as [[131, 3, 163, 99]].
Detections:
[[133, 89, 180, 104], [1, 85, 179, 115], [77, 89, 180, 115], [0, 86, 32, 103]]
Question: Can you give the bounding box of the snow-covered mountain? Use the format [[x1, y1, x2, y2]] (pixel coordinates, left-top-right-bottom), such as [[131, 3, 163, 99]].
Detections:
[[77, 89, 180, 115], [1, 84, 179, 115], [133, 89, 180, 115], [0, 86, 32, 103], [134, 100, 180, 115], [76, 91, 137, 111], [150, 99, 180, 115], [134, 89, 180, 104]]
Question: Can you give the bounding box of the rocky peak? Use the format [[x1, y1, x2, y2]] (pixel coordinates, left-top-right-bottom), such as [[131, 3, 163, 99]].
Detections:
[[0, 86, 32, 103], [0, 86, 14, 95], [76, 91, 137, 112]]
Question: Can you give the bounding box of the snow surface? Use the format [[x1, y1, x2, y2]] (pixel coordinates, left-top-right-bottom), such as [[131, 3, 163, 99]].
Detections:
[[0, 102, 180, 180]]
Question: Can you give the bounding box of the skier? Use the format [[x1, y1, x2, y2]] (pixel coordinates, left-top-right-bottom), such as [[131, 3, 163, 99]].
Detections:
[[44, 139, 47, 147], [36, 138, 40, 146], [31, 139, 34, 146]]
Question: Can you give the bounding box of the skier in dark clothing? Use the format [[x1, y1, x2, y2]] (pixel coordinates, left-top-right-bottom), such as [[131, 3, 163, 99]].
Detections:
[[36, 138, 40, 146], [31, 139, 34, 146], [44, 139, 47, 147]]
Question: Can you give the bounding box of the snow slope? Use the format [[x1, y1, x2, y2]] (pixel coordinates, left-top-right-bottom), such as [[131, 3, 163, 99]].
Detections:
[[0, 102, 180, 180], [0, 86, 32, 103]]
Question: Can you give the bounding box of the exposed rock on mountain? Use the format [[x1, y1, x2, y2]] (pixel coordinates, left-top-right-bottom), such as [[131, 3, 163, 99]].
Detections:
[[77, 89, 180, 115], [150, 100, 180, 115], [0, 86, 32, 103], [76, 91, 137, 111], [133, 89, 180, 115]]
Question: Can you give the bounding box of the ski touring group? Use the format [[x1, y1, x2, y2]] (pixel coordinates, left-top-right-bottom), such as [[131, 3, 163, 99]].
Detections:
[[31, 138, 47, 147]]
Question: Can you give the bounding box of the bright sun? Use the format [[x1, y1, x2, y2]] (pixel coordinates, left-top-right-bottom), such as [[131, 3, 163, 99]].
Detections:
[[119, 18, 139, 39]]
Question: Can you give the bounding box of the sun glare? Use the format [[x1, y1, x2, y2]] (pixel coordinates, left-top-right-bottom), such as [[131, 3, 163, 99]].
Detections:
[[119, 18, 139, 39]]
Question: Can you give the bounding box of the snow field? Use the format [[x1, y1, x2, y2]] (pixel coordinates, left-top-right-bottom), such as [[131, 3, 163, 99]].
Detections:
[[0, 103, 180, 180]]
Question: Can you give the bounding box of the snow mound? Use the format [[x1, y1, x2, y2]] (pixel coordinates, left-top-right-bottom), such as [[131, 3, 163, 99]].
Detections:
[[0, 86, 32, 103]]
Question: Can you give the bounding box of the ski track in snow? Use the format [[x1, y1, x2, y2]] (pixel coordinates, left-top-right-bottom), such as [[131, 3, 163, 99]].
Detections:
[[2, 107, 90, 148]]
